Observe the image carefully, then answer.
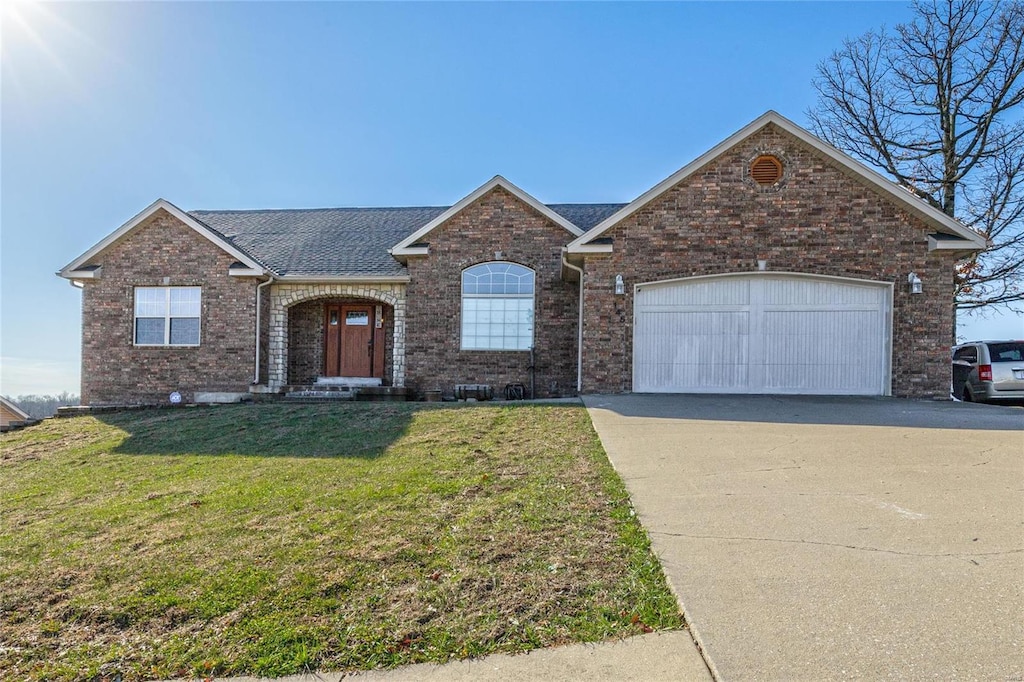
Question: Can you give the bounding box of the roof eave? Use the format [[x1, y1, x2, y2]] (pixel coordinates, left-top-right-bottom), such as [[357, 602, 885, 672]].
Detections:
[[389, 246, 429, 257], [565, 243, 613, 255], [228, 267, 267, 277], [928, 234, 988, 253], [57, 266, 102, 280], [273, 275, 411, 284]]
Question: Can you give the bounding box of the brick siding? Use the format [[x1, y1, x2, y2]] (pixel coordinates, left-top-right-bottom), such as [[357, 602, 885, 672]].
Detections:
[[404, 186, 579, 398], [80, 209, 258, 405], [74, 123, 964, 403], [287, 301, 323, 384], [579, 124, 959, 398]]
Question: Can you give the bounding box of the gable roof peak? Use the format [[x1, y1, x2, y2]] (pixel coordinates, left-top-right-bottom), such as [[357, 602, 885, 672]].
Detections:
[[58, 197, 266, 279], [390, 175, 584, 258], [567, 110, 985, 252]]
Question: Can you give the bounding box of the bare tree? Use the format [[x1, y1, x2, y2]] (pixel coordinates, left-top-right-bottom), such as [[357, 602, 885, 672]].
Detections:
[[808, 0, 1024, 317], [4, 393, 80, 419]]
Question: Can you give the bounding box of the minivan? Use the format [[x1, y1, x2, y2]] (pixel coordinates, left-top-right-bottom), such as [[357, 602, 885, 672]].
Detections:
[[951, 340, 1024, 404]]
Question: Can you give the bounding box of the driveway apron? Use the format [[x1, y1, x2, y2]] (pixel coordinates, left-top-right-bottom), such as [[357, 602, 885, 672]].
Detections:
[[584, 395, 1023, 681]]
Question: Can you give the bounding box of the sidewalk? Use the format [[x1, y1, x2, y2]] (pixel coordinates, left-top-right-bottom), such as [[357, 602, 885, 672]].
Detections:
[[176, 630, 711, 682]]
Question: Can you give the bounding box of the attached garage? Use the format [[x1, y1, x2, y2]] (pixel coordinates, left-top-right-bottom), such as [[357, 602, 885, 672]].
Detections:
[[633, 273, 892, 395], [564, 112, 986, 399]]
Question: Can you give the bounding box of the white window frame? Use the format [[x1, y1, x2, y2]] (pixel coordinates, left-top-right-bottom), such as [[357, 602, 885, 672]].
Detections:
[[133, 286, 202, 347], [461, 262, 535, 351]]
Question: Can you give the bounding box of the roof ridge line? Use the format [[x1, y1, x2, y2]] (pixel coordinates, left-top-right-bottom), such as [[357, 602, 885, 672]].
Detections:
[[189, 203, 630, 214], [189, 206, 451, 214]]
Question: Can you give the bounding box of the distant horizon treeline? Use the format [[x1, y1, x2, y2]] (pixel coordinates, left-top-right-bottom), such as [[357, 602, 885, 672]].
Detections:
[[3, 392, 80, 419]]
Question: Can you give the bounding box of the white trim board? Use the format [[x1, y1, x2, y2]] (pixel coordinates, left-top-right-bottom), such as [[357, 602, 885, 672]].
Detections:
[[567, 110, 987, 254]]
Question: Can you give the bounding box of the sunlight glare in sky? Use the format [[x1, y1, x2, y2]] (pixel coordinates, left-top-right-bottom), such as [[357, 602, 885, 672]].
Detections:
[[1, 0, 125, 108], [3, 1, 75, 84]]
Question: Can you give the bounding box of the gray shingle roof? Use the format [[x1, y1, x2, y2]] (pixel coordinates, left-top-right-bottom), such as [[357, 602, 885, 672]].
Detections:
[[548, 204, 626, 232], [189, 203, 625, 278]]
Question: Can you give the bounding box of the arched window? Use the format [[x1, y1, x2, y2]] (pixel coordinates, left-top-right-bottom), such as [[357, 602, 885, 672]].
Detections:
[[461, 262, 535, 350]]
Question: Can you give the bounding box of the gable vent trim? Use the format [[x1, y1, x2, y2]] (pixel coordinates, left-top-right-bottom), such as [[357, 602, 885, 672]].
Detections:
[[751, 155, 783, 186]]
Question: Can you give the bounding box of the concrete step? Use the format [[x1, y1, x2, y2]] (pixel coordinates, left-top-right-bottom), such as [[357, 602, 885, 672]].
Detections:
[[315, 376, 382, 387], [282, 385, 412, 402], [285, 388, 356, 400]]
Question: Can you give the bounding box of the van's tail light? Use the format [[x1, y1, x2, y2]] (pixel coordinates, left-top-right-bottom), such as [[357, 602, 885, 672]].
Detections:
[[979, 364, 993, 381]]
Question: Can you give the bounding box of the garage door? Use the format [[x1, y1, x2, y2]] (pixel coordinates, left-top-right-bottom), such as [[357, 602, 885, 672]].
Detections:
[[633, 274, 892, 395]]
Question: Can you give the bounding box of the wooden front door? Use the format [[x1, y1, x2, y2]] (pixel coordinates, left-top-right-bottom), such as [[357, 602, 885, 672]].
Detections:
[[324, 304, 375, 377]]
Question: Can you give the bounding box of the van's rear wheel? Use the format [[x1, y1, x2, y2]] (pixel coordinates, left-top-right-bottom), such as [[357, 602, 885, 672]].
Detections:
[[962, 386, 973, 402]]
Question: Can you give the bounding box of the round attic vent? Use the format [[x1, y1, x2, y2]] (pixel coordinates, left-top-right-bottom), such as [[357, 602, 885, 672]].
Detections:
[[751, 155, 783, 186]]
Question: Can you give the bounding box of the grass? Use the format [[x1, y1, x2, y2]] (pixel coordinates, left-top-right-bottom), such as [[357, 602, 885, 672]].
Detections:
[[0, 402, 682, 680]]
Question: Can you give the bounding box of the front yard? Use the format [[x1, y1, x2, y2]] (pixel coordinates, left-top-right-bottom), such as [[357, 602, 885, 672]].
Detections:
[[0, 402, 681, 680]]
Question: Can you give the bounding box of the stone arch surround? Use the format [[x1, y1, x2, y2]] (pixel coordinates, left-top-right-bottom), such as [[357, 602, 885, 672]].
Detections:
[[267, 282, 407, 388]]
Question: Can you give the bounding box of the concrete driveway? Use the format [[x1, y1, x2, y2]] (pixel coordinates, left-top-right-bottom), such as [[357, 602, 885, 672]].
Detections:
[[583, 395, 1023, 681]]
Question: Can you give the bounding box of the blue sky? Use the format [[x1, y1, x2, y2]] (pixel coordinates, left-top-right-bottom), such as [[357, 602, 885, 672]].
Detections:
[[2, 1, 1020, 397]]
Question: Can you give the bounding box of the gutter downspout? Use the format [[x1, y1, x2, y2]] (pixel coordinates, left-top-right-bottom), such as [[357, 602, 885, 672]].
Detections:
[[254, 276, 275, 385], [561, 250, 584, 394]]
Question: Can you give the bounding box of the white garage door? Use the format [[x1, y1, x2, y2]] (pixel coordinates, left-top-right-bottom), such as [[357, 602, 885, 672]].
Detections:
[[633, 274, 892, 395]]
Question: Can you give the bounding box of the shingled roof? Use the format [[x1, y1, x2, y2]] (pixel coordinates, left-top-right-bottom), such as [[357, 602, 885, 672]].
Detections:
[[190, 203, 625, 278]]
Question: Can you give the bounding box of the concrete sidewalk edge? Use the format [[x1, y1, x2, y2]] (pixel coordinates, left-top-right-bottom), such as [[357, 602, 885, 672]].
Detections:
[[582, 396, 721, 682], [162, 630, 712, 681]]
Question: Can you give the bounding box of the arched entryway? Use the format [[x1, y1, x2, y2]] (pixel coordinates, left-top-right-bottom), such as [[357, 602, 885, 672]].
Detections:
[[288, 298, 392, 384], [266, 282, 407, 389]]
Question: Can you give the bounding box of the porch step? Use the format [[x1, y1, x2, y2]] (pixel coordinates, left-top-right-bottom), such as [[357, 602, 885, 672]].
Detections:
[[315, 376, 382, 387], [282, 384, 411, 402], [284, 385, 357, 401]]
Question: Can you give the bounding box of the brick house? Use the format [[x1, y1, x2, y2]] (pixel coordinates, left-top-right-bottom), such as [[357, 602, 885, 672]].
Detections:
[[59, 112, 985, 405]]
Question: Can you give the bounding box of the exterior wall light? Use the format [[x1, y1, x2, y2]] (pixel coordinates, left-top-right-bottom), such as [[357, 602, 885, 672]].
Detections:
[[908, 272, 923, 295], [614, 274, 625, 295], [758, 259, 768, 271]]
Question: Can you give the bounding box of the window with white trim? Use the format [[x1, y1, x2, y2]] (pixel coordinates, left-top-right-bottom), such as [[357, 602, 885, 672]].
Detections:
[[461, 262, 535, 350], [134, 287, 201, 346]]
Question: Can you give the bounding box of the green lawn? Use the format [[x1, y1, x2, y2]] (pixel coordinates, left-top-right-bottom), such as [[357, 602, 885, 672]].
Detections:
[[0, 402, 682, 680]]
